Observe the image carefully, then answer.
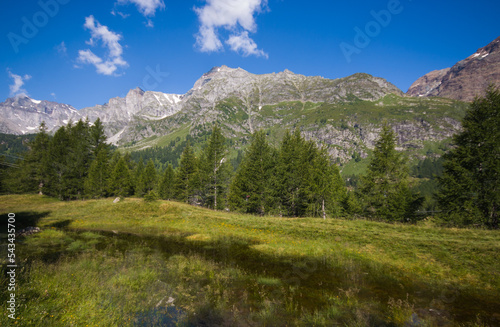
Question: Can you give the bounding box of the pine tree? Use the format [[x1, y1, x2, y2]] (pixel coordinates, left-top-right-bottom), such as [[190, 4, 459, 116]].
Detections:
[[21, 122, 51, 194], [159, 164, 175, 200], [84, 147, 110, 198], [65, 120, 92, 199], [142, 159, 157, 194], [307, 146, 346, 219], [342, 191, 362, 217], [109, 157, 133, 197], [174, 142, 199, 203], [273, 129, 311, 217], [358, 123, 422, 222], [42, 126, 67, 199], [199, 126, 231, 209], [436, 87, 500, 228], [89, 118, 109, 157], [228, 131, 275, 215], [134, 157, 145, 196]]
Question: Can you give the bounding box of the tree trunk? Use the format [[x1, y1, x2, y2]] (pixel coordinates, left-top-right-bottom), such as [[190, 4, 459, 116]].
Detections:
[[322, 199, 326, 220]]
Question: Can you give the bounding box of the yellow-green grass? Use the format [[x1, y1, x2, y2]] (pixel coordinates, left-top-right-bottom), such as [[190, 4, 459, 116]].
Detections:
[[1, 194, 499, 326]]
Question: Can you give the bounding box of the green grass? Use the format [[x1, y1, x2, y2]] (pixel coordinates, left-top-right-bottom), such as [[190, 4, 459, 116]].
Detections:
[[1, 195, 499, 326]]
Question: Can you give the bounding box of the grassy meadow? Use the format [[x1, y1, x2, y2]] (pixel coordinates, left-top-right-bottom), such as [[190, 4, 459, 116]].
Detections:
[[1, 194, 499, 326]]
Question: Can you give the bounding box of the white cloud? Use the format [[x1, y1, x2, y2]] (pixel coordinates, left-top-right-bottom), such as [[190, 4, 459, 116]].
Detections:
[[111, 10, 131, 19], [51, 92, 56, 99], [7, 69, 31, 97], [116, 0, 165, 17], [77, 16, 128, 76], [226, 31, 268, 58], [56, 41, 67, 56], [196, 25, 223, 52], [194, 0, 268, 57]]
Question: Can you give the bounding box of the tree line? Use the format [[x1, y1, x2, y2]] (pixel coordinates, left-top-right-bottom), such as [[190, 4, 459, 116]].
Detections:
[[1, 88, 498, 228]]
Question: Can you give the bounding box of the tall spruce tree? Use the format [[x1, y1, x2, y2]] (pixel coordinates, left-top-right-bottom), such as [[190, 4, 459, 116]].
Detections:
[[358, 123, 422, 222], [142, 159, 157, 194], [174, 142, 199, 203], [274, 129, 311, 217], [228, 130, 275, 215], [159, 164, 175, 200], [22, 122, 51, 194], [84, 147, 110, 198], [45, 125, 71, 199], [89, 118, 107, 156], [199, 126, 231, 209], [65, 120, 92, 199], [109, 156, 133, 197], [134, 157, 145, 196], [436, 87, 500, 228], [307, 146, 346, 219]]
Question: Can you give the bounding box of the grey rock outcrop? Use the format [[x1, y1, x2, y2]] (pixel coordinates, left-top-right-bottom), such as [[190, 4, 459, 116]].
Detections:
[[79, 87, 183, 144], [16, 226, 41, 237]]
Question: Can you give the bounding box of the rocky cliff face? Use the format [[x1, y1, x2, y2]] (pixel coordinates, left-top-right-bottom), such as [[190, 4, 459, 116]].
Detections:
[[78, 87, 183, 142], [186, 66, 403, 106], [0, 96, 78, 134], [407, 36, 500, 101]]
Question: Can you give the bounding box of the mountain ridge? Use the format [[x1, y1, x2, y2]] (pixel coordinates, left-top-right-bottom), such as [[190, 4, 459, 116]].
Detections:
[[0, 67, 403, 142], [407, 36, 500, 101]]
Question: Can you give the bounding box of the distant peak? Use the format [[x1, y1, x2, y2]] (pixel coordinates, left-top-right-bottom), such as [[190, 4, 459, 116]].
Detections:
[[205, 65, 236, 75], [127, 87, 145, 97], [13, 93, 30, 100], [277, 69, 296, 76]]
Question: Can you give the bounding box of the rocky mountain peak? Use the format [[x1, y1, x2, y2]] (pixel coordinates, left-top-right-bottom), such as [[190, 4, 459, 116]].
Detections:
[[407, 36, 500, 101], [190, 65, 246, 93], [127, 87, 145, 98]]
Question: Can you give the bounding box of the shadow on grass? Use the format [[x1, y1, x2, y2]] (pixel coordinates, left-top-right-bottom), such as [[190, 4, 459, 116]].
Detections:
[[47, 219, 72, 229], [89, 230, 499, 326], [0, 211, 50, 234]]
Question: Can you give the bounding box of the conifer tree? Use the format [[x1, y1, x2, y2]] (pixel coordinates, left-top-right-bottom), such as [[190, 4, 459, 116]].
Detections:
[[199, 126, 231, 209], [123, 152, 135, 171], [358, 124, 422, 222], [134, 157, 145, 196], [228, 131, 275, 215], [142, 159, 157, 194], [342, 191, 362, 217], [174, 142, 199, 203], [436, 87, 500, 228], [109, 156, 133, 197], [89, 118, 107, 155], [273, 129, 311, 217], [108, 151, 122, 175], [84, 147, 110, 198], [159, 164, 175, 200], [22, 122, 51, 194], [65, 120, 92, 199], [45, 125, 71, 199], [307, 146, 346, 219]]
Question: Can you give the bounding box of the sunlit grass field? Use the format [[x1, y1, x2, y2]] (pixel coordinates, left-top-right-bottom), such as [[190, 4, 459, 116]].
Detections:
[[1, 194, 499, 326]]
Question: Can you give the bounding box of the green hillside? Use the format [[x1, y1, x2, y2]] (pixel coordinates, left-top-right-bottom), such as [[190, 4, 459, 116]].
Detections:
[[120, 94, 467, 176]]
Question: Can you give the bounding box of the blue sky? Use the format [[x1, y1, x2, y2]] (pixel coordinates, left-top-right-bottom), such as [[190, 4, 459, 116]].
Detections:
[[1, 0, 499, 109]]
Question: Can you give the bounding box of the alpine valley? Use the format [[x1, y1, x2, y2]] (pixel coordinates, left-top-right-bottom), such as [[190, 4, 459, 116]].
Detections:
[[1, 36, 499, 168]]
